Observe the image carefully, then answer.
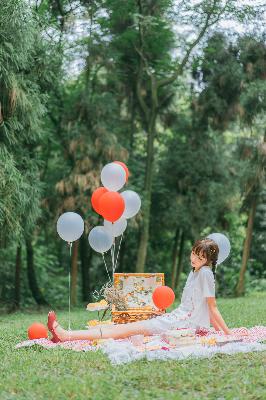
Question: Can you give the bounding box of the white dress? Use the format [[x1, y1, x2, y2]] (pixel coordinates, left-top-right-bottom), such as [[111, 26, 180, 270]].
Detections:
[[140, 266, 216, 334]]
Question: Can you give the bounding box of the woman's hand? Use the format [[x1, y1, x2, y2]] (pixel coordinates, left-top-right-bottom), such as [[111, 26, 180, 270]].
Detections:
[[224, 329, 232, 335], [207, 298, 232, 336]]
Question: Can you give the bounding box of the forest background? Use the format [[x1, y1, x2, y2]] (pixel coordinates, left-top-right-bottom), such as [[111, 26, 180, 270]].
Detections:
[[0, 0, 265, 312]]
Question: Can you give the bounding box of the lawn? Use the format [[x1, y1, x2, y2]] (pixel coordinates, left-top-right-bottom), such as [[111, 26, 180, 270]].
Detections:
[[1, 293, 265, 400]]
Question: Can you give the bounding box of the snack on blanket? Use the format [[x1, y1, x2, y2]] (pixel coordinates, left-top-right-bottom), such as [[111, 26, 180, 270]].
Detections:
[[162, 328, 196, 345], [86, 300, 109, 311], [200, 337, 217, 346], [87, 319, 113, 327], [145, 345, 163, 351], [91, 338, 109, 346], [199, 336, 245, 347], [143, 335, 161, 343], [167, 328, 196, 337], [162, 332, 196, 347]]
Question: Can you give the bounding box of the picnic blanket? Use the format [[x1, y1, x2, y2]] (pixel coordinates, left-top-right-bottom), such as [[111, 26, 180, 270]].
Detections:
[[15, 326, 266, 365]]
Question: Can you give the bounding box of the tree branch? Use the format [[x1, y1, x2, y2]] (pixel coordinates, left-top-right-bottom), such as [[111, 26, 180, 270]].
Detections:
[[135, 0, 150, 121], [158, 0, 223, 89]]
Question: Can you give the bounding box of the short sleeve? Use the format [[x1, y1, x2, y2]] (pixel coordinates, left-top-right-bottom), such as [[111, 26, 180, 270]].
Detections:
[[200, 269, 215, 297]]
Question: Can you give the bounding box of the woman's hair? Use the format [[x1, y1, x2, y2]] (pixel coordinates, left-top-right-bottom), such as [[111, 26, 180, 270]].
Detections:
[[192, 238, 219, 279]]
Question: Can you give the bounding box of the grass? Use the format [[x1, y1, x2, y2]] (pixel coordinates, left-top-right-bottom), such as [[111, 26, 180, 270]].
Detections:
[[0, 292, 266, 400]]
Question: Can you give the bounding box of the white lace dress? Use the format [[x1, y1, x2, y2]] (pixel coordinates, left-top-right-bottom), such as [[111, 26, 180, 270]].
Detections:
[[140, 266, 216, 334]]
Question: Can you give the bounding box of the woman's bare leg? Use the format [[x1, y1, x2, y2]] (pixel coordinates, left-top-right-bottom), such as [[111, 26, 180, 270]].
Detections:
[[52, 319, 154, 342]]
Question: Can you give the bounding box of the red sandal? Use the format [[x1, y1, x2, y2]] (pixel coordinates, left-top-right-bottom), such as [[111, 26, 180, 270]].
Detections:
[[47, 311, 61, 343]]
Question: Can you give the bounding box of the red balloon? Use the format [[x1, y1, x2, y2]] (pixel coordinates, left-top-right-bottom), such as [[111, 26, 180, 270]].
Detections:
[[152, 286, 175, 310], [99, 191, 125, 222], [114, 161, 129, 181], [91, 187, 108, 214], [28, 322, 48, 340]]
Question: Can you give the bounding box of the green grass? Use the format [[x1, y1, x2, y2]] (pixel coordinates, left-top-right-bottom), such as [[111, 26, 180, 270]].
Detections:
[[0, 293, 266, 400]]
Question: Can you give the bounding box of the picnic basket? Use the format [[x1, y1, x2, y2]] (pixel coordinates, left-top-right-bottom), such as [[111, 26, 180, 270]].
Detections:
[[111, 273, 165, 324]]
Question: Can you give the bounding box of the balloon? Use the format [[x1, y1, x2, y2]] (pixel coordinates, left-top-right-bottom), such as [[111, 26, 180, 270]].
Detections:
[[121, 190, 141, 219], [28, 323, 48, 340], [207, 233, 231, 265], [104, 217, 127, 237], [91, 187, 108, 214], [152, 286, 175, 310], [99, 191, 125, 222], [88, 226, 113, 253], [114, 161, 129, 181], [57, 212, 84, 242], [101, 162, 126, 191]]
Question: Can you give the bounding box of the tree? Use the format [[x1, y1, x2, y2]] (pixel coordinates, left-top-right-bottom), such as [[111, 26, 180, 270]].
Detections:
[[236, 133, 266, 295], [150, 111, 238, 288], [0, 0, 54, 306], [101, 0, 260, 272], [193, 33, 266, 295], [0, 1, 45, 242]]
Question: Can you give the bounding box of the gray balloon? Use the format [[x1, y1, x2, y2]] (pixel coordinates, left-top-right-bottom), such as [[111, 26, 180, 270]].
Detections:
[[57, 212, 84, 242], [207, 233, 231, 265], [121, 190, 141, 219], [88, 226, 113, 253], [104, 217, 127, 237], [101, 162, 126, 192]]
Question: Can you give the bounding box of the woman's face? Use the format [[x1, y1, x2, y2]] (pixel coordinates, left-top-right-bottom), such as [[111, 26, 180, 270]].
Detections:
[[190, 250, 207, 270]]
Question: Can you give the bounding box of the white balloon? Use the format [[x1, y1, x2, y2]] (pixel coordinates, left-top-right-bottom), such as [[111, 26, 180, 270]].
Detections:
[[101, 162, 126, 191], [57, 212, 84, 242], [104, 218, 127, 237], [121, 190, 141, 219], [88, 226, 113, 253], [207, 233, 231, 265]]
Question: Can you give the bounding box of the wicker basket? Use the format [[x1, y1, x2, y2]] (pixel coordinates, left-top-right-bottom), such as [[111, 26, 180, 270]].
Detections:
[[112, 307, 164, 324], [111, 273, 165, 324]]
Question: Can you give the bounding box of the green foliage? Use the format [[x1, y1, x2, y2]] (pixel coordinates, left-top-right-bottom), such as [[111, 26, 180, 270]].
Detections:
[[0, 1, 265, 307], [192, 34, 266, 129], [0, 146, 42, 243], [0, 0, 48, 241]]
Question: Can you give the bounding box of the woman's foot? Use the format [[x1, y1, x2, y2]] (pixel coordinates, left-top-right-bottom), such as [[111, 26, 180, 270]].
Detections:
[[47, 311, 67, 342]]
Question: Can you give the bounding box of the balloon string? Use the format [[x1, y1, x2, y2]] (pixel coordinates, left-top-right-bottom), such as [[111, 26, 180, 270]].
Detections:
[[102, 253, 111, 282], [68, 242, 72, 339], [111, 241, 115, 281], [114, 233, 123, 272], [111, 223, 115, 282], [110, 245, 113, 281]]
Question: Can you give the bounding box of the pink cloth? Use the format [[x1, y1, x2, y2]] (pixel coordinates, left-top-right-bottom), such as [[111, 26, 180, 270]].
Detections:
[[16, 325, 266, 352], [206, 326, 266, 343]]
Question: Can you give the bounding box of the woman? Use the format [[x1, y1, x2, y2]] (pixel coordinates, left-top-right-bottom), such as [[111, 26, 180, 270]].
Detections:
[[47, 238, 232, 342]]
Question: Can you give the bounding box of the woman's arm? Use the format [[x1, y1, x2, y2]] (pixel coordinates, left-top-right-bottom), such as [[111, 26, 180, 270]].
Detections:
[[210, 315, 221, 331], [207, 297, 232, 335]]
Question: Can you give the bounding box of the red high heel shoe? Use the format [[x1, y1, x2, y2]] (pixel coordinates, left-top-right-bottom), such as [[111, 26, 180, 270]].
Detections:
[[47, 311, 61, 343]]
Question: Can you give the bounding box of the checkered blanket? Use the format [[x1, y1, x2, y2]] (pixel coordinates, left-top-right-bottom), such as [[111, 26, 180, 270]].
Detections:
[[15, 326, 266, 365]]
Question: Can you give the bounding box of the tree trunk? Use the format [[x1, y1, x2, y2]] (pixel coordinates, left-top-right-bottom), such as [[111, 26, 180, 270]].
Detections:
[[129, 92, 136, 153], [175, 231, 185, 290], [80, 235, 91, 302], [235, 130, 265, 296], [26, 238, 48, 306], [71, 241, 79, 306], [171, 227, 180, 289], [235, 198, 257, 296], [135, 115, 156, 272], [13, 245, 22, 310]]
